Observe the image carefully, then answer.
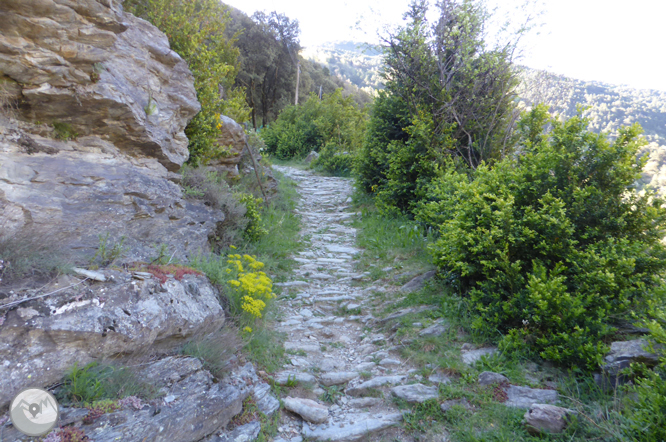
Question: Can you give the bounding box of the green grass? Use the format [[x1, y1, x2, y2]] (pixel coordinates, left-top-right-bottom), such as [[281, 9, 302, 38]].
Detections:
[[0, 226, 72, 285], [57, 362, 159, 405], [181, 329, 241, 379], [351, 192, 435, 281]]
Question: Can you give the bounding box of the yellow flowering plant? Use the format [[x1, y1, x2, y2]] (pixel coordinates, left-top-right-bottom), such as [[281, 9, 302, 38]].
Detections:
[[225, 254, 274, 325]]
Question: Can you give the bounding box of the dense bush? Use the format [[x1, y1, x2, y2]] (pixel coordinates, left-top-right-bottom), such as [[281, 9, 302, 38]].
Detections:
[[261, 89, 367, 171], [125, 0, 249, 164], [416, 105, 666, 369], [624, 305, 666, 441]]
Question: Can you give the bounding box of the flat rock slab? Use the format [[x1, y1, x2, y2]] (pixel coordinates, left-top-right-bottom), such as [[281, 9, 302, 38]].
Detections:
[[284, 397, 329, 424], [478, 371, 509, 386], [419, 323, 449, 337], [320, 372, 359, 386], [524, 404, 576, 434], [325, 245, 360, 255], [461, 347, 498, 365], [348, 397, 383, 408], [253, 383, 280, 416], [504, 385, 559, 408], [302, 413, 403, 441], [399, 270, 437, 293], [375, 306, 437, 325], [218, 421, 261, 442], [391, 384, 439, 403], [275, 372, 317, 386], [284, 342, 321, 353], [346, 375, 406, 396], [428, 372, 452, 385]]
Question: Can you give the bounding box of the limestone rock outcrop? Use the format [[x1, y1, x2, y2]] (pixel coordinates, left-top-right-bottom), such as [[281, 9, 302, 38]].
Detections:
[[0, 0, 199, 170], [0, 271, 225, 409], [0, 0, 223, 260]]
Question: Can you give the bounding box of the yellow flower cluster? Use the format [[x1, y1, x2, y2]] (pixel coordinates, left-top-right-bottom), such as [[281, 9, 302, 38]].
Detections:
[[226, 254, 273, 320], [215, 113, 222, 131]]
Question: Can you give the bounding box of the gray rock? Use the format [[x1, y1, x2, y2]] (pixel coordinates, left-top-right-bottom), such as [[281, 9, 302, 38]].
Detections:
[[419, 323, 449, 337], [348, 397, 383, 408], [354, 362, 376, 372], [461, 347, 498, 365], [346, 375, 406, 396], [0, 274, 224, 409], [283, 397, 329, 423], [319, 372, 359, 386], [604, 340, 659, 365], [325, 245, 359, 255], [504, 385, 559, 408], [599, 340, 660, 387], [253, 383, 280, 416], [440, 398, 472, 412], [76, 359, 250, 442], [478, 371, 509, 386], [219, 421, 261, 442], [302, 413, 402, 441], [375, 306, 437, 325], [379, 358, 401, 367], [428, 372, 452, 385], [0, 0, 229, 262], [72, 267, 107, 282], [284, 342, 321, 353], [304, 151, 320, 165], [399, 270, 437, 293], [391, 383, 439, 403], [0, 0, 198, 170], [274, 371, 317, 386], [319, 359, 346, 372], [524, 404, 575, 434]]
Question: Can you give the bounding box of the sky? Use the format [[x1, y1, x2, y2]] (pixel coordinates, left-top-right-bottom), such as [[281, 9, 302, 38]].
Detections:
[[221, 0, 666, 92]]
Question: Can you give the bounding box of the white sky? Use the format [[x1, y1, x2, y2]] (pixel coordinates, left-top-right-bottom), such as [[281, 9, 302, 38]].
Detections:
[[221, 0, 666, 92]]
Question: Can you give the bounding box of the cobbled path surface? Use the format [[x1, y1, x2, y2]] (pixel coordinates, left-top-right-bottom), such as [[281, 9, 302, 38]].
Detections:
[[269, 166, 430, 442]]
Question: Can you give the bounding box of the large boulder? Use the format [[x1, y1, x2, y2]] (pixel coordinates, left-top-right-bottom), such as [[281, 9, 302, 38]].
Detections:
[[0, 0, 200, 170], [0, 0, 223, 260], [0, 271, 225, 409]]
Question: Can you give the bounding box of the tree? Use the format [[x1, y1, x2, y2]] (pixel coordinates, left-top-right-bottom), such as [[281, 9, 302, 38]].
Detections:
[[356, 0, 531, 216]]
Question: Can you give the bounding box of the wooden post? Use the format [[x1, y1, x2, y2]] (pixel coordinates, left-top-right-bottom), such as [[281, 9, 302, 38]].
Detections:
[[295, 61, 300, 105]]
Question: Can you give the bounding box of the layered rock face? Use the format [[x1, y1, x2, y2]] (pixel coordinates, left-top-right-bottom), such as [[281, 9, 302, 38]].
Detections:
[[0, 0, 223, 259], [0, 271, 226, 409]]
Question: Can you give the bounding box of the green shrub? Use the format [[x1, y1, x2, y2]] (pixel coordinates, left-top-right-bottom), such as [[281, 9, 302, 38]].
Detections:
[[262, 89, 367, 166], [58, 362, 159, 405], [125, 0, 249, 164], [237, 193, 267, 242], [417, 106, 666, 369], [311, 142, 354, 176], [624, 306, 666, 441], [52, 121, 78, 141]]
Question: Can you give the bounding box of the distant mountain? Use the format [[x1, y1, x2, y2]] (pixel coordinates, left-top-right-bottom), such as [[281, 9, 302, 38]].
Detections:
[[301, 41, 384, 93]]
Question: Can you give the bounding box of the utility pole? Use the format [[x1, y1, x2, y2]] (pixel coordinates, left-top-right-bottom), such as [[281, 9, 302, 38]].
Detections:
[[294, 62, 301, 105]]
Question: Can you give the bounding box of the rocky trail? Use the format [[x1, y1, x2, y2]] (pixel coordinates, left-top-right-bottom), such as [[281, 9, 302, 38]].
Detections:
[[269, 166, 425, 442]]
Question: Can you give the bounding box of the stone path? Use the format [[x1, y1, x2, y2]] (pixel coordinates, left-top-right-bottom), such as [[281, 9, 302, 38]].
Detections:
[[270, 166, 416, 442]]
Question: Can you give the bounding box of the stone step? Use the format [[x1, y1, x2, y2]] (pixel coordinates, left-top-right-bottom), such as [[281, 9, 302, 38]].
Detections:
[[302, 413, 403, 441]]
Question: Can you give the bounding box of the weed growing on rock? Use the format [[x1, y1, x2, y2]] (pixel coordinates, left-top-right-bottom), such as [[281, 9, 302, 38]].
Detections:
[[52, 121, 78, 141], [181, 329, 242, 379], [0, 226, 71, 285], [88, 233, 126, 269]]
